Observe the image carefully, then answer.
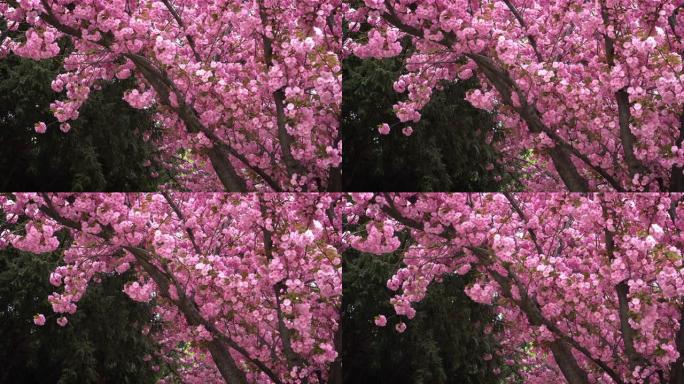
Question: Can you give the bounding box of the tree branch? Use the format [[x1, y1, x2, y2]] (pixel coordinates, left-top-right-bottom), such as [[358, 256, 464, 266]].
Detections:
[[501, 0, 543, 62], [258, 198, 302, 368], [31, 194, 285, 384], [123, 53, 248, 192], [376, 3, 594, 191], [159, 0, 202, 61], [600, 1, 645, 179], [258, 1, 305, 180], [123, 246, 250, 384], [605, 226, 647, 370], [376, 193, 623, 384], [503, 192, 544, 255], [161, 191, 202, 255]]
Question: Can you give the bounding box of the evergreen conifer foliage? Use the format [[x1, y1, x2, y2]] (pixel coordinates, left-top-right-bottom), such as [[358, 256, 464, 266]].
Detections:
[[342, 55, 512, 192], [0, 54, 164, 191], [0, 233, 163, 384], [342, 248, 513, 384]]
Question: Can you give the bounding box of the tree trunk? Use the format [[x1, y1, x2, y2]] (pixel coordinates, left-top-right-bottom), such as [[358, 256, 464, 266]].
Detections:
[[670, 306, 684, 384], [206, 340, 249, 384]]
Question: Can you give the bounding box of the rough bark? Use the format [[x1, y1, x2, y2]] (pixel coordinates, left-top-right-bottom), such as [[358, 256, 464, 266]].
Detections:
[[259, 1, 305, 180]]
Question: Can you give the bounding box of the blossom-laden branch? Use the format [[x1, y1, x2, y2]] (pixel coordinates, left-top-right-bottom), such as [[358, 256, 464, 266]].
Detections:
[[349, 0, 684, 191], [349, 193, 684, 383], [2, 0, 341, 191]]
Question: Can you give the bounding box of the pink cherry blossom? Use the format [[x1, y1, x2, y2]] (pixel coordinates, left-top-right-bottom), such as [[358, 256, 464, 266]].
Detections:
[[34, 122, 46, 134], [33, 314, 46, 326], [56, 316, 68, 327]]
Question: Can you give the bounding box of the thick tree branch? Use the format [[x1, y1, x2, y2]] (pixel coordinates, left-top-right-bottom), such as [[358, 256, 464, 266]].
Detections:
[[600, 1, 645, 179], [604, 226, 647, 371], [33, 194, 285, 384], [469, 248, 591, 384], [669, 304, 684, 384], [467, 53, 622, 191], [487, 266, 624, 384], [123, 53, 248, 192], [156, 0, 282, 191], [258, 198, 302, 368], [377, 4, 597, 191], [501, 0, 543, 62], [258, 1, 305, 180], [29, 1, 295, 192], [123, 246, 249, 384], [378, 194, 624, 384]]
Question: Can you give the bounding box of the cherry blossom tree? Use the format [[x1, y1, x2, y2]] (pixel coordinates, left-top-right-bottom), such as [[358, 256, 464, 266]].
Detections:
[[347, 192, 684, 383], [0, 0, 341, 192], [346, 1, 684, 191], [0, 192, 343, 384]]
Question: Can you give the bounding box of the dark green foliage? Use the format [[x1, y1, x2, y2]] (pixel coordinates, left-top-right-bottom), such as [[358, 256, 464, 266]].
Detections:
[[342, 249, 512, 384], [342, 55, 514, 192], [0, 53, 164, 191], [0, 242, 163, 384]]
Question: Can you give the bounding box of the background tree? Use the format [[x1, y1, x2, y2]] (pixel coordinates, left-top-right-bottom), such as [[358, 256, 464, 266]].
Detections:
[[0, 228, 164, 384], [342, 247, 516, 384], [0, 53, 166, 191], [343, 50, 515, 192]]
